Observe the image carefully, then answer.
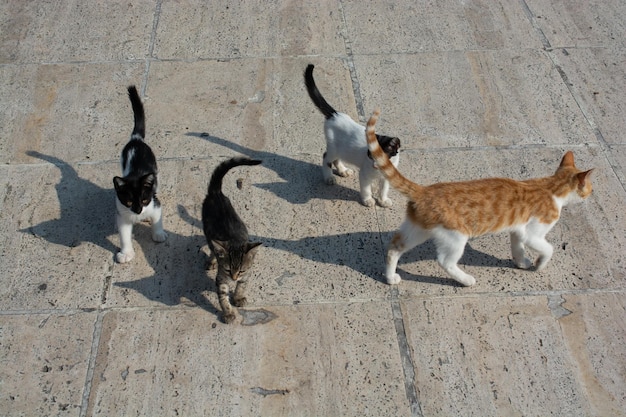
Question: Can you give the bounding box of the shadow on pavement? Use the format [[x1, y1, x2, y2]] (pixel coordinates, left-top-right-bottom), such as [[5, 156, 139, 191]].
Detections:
[[23, 151, 220, 316], [22, 151, 117, 255], [187, 132, 362, 205]]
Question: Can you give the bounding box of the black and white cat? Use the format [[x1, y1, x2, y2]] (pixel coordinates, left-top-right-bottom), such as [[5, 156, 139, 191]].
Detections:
[[304, 64, 401, 207], [113, 86, 167, 263], [202, 157, 262, 324]]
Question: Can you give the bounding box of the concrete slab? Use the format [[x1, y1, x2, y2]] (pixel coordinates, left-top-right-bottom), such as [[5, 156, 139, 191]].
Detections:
[[0, 161, 114, 310], [0, 312, 96, 416], [374, 146, 626, 295], [547, 46, 626, 146], [0, 1, 155, 64], [85, 303, 409, 417], [400, 293, 626, 416], [557, 292, 626, 415], [145, 57, 359, 158], [0, 63, 145, 165], [524, 0, 626, 48], [154, 0, 345, 59], [342, 0, 543, 53], [610, 145, 626, 189], [353, 49, 597, 148]]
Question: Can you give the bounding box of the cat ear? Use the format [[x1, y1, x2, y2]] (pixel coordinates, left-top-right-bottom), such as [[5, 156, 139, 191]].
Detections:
[[141, 173, 156, 187], [246, 242, 262, 255], [113, 176, 125, 191], [559, 151, 575, 168], [577, 169, 594, 187], [211, 240, 228, 258]]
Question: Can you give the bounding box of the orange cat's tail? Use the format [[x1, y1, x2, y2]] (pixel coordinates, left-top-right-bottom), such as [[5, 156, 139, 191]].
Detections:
[[366, 109, 417, 197]]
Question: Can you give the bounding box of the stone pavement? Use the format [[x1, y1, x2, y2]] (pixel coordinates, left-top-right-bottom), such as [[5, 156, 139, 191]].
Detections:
[[1, 1, 625, 416]]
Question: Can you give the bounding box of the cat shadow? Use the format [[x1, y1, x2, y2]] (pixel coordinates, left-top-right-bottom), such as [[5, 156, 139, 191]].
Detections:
[[178, 204, 517, 288], [21, 151, 117, 254], [113, 221, 221, 317], [23, 152, 220, 316], [186, 132, 361, 204], [397, 240, 519, 284]]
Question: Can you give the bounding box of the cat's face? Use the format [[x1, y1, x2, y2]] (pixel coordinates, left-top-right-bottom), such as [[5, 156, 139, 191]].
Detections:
[[212, 240, 262, 281], [113, 173, 156, 214], [368, 134, 400, 166]]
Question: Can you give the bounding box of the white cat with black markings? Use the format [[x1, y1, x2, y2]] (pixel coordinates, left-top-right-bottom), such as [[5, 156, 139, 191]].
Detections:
[[113, 86, 167, 263], [304, 64, 401, 207]]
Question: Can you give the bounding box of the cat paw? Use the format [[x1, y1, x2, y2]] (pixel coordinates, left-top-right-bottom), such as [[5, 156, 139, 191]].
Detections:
[[456, 275, 476, 287], [206, 257, 217, 270], [222, 312, 237, 324], [325, 176, 337, 185], [116, 251, 135, 263], [361, 197, 376, 207], [233, 297, 247, 307], [337, 168, 354, 178], [515, 257, 533, 270], [386, 273, 402, 285], [378, 198, 393, 208], [152, 230, 168, 243], [535, 256, 550, 271]]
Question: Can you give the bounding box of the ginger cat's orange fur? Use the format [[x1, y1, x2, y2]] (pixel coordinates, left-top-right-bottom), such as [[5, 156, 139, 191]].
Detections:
[[366, 109, 594, 286]]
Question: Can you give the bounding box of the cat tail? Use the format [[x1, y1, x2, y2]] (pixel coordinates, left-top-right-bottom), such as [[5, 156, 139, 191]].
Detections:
[[304, 64, 337, 120], [127, 85, 145, 140], [208, 157, 262, 195], [366, 109, 417, 197]]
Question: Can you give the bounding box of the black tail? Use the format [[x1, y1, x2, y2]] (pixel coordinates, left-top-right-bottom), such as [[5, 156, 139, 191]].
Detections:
[[127, 85, 145, 140], [208, 157, 262, 194], [304, 64, 337, 119]]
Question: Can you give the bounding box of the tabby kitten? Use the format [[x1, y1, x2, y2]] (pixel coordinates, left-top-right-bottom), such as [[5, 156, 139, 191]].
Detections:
[[113, 86, 167, 263], [202, 157, 262, 324], [304, 64, 401, 207], [366, 109, 594, 286]]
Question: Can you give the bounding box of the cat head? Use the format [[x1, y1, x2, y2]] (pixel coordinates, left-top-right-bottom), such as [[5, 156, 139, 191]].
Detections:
[[113, 173, 157, 214], [211, 240, 262, 281], [367, 134, 400, 169], [557, 151, 594, 201], [368, 134, 400, 168]]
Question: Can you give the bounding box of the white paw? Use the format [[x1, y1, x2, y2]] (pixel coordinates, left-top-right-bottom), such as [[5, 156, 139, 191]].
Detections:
[[378, 198, 393, 208], [456, 274, 476, 287], [325, 176, 337, 185], [337, 168, 354, 178], [515, 257, 533, 270], [361, 197, 375, 207], [386, 273, 402, 285], [152, 230, 168, 243], [535, 256, 549, 271], [116, 250, 135, 263]]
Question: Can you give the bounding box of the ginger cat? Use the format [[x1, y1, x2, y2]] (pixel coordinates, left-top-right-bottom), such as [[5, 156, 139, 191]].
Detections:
[[366, 109, 594, 286]]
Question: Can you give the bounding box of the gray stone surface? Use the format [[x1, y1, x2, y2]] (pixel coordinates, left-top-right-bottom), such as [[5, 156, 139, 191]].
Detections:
[[1, 1, 625, 416]]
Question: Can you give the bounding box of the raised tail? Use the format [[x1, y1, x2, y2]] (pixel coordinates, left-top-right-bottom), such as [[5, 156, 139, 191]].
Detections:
[[304, 64, 337, 119], [127, 85, 145, 140], [366, 110, 416, 197], [208, 157, 262, 194]]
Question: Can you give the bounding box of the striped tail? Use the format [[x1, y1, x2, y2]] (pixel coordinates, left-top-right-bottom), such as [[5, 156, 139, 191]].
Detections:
[[208, 157, 262, 194], [366, 109, 416, 197]]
